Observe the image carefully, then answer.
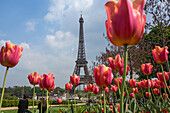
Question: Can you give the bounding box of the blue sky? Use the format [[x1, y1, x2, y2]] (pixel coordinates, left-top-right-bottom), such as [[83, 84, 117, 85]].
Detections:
[[0, 0, 111, 88], [0, 0, 151, 88]]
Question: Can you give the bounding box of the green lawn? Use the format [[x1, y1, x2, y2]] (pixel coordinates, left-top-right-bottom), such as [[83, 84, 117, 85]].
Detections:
[[1, 105, 87, 113]]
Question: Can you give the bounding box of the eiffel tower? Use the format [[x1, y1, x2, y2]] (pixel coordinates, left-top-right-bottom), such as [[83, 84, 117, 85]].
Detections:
[[72, 14, 92, 89]]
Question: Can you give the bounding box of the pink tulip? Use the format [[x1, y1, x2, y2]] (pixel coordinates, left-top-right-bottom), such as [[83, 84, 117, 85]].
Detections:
[[130, 93, 134, 98], [65, 83, 73, 91], [93, 86, 99, 94], [118, 66, 129, 76], [154, 79, 161, 89], [152, 46, 169, 64], [131, 88, 138, 94], [84, 87, 89, 93], [0, 41, 23, 68], [143, 79, 151, 89], [114, 77, 122, 87], [93, 65, 113, 88], [47, 83, 55, 91], [107, 55, 123, 70], [105, 0, 146, 46], [111, 85, 118, 92], [70, 74, 80, 86], [157, 71, 169, 82], [145, 92, 151, 98], [42, 73, 55, 89], [153, 88, 159, 95], [141, 63, 153, 75], [129, 79, 136, 87], [57, 98, 62, 104], [137, 81, 142, 89], [105, 87, 109, 93], [28, 72, 40, 85], [38, 75, 45, 89], [163, 93, 169, 99], [87, 84, 95, 92]]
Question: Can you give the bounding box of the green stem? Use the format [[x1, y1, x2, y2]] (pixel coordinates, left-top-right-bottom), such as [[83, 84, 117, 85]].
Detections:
[[41, 90, 44, 113], [151, 88, 156, 102], [68, 91, 69, 108], [0, 67, 9, 112], [114, 92, 118, 105], [116, 74, 121, 94], [46, 90, 49, 113], [120, 44, 128, 113], [100, 88, 102, 108], [141, 89, 145, 104], [103, 88, 106, 113], [160, 64, 170, 94], [74, 87, 76, 112], [33, 85, 35, 113], [147, 75, 152, 101]]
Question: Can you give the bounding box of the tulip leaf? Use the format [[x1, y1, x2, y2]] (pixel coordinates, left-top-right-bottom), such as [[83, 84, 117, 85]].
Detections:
[[124, 96, 128, 112], [138, 101, 150, 112], [126, 110, 133, 113], [149, 100, 161, 113]]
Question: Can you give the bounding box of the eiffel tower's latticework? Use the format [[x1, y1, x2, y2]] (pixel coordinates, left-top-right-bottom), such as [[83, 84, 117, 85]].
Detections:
[[72, 15, 92, 84]]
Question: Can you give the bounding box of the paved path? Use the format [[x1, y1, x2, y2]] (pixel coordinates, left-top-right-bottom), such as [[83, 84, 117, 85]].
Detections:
[[1, 103, 86, 111]]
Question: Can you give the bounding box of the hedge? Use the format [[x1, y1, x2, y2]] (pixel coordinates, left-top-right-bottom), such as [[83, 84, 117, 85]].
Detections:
[[2, 99, 83, 107]]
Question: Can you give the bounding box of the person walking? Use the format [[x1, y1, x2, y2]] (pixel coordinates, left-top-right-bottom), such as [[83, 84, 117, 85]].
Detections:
[[18, 94, 31, 113]]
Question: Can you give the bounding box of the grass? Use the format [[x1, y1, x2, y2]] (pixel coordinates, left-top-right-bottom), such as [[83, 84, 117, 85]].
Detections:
[[1, 105, 87, 113]]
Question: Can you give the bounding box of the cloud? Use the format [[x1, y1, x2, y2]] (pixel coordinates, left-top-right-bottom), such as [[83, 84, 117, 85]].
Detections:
[[20, 42, 30, 49], [45, 31, 76, 49], [25, 21, 36, 32], [0, 33, 6, 37], [44, 0, 94, 22]]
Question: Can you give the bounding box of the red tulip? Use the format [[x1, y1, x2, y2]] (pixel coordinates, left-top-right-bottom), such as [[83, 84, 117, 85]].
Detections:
[[28, 72, 40, 85], [105, 0, 146, 46], [161, 108, 168, 113], [141, 63, 153, 75], [65, 83, 73, 91], [42, 73, 55, 89], [154, 79, 161, 88], [137, 81, 142, 89], [143, 79, 151, 89], [93, 86, 99, 94], [118, 66, 129, 76], [0, 41, 23, 68], [116, 104, 120, 112], [111, 85, 118, 92], [129, 79, 136, 87], [157, 71, 169, 82], [110, 105, 113, 109], [160, 81, 166, 89], [70, 74, 80, 86], [119, 92, 125, 97], [130, 93, 134, 98], [114, 77, 122, 87], [57, 98, 62, 104], [152, 46, 169, 64], [84, 87, 89, 93], [163, 93, 169, 99], [87, 84, 95, 92], [150, 80, 155, 88], [107, 54, 123, 70], [153, 88, 159, 95], [38, 75, 45, 89], [131, 88, 138, 94], [145, 92, 151, 98], [93, 65, 113, 88], [105, 87, 109, 93], [47, 83, 55, 91]]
